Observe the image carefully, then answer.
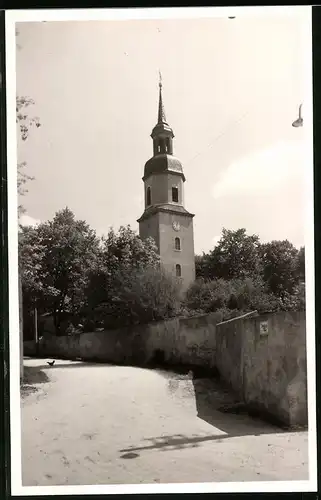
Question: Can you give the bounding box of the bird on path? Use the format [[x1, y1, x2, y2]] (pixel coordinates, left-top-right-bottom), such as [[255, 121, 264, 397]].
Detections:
[[47, 360, 55, 367]]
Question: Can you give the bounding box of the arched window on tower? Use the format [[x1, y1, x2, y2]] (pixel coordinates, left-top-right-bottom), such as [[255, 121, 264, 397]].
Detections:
[[146, 186, 151, 206], [176, 264, 182, 277], [175, 237, 181, 251], [172, 186, 179, 203]]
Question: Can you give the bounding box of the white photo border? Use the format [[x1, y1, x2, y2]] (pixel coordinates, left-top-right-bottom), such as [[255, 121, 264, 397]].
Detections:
[[6, 5, 316, 496]]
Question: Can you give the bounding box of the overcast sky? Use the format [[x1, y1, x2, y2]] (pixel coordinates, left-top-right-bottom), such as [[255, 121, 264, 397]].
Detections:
[[16, 11, 310, 253]]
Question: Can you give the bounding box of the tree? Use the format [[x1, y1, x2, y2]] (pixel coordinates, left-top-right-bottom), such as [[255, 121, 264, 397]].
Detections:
[[195, 253, 212, 280], [202, 228, 262, 281], [185, 275, 279, 318], [16, 22, 41, 215], [85, 225, 166, 329], [185, 278, 232, 313], [16, 96, 40, 218], [259, 240, 300, 296], [19, 208, 100, 335], [106, 265, 182, 327], [297, 246, 305, 282], [102, 225, 160, 272]]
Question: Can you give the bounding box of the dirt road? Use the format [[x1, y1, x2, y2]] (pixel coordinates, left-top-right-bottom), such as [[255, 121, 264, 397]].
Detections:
[[21, 358, 308, 486]]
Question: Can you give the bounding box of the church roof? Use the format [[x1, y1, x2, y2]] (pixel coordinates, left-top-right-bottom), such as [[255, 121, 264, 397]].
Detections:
[[143, 153, 185, 181]]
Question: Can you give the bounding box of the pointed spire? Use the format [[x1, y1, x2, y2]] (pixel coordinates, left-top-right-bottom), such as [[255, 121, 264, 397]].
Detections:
[[157, 71, 167, 124]]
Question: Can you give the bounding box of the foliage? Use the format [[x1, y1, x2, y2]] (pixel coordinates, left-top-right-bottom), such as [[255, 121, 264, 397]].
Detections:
[[259, 240, 300, 296], [195, 253, 212, 280], [185, 275, 280, 317], [16, 96, 40, 218], [297, 246, 305, 282], [196, 228, 262, 281], [227, 277, 280, 313], [19, 208, 100, 335], [279, 282, 306, 312], [85, 225, 160, 316], [17, 162, 34, 216], [20, 214, 306, 338], [194, 228, 305, 316], [84, 225, 181, 330], [185, 278, 232, 313], [103, 266, 181, 328], [16, 96, 41, 142]]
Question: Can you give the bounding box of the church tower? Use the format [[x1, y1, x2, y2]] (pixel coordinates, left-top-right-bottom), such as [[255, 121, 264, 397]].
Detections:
[[137, 76, 195, 290]]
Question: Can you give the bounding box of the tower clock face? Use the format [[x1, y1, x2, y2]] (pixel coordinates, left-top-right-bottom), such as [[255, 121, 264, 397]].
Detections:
[[172, 221, 180, 231]]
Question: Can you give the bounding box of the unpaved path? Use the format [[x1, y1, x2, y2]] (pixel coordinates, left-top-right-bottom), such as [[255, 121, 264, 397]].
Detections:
[[21, 358, 308, 486]]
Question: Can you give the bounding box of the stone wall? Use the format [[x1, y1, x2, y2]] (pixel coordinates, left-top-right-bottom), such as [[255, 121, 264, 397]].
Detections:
[[24, 312, 222, 369], [24, 310, 307, 427], [215, 311, 258, 396], [215, 311, 307, 427]]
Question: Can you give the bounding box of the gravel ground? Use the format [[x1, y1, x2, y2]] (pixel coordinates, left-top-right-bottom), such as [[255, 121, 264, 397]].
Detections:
[[21, 358, 309, 486]]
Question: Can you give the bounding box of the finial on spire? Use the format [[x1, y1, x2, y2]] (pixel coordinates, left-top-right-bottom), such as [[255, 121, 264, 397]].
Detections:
[[157, 71, 167, 124]]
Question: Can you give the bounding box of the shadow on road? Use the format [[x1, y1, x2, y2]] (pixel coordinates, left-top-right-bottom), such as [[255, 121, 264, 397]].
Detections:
[[21, 365, 50, 398], [119, 433, 233, 457], [118, 370, 290, 459], [153, 364, 299, 435], [22, 365, 50, 384]]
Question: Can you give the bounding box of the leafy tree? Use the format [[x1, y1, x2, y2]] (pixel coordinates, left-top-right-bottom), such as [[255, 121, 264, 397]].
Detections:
[[297, 246, 305, 282], [202, 228, 262, 281], [16, 96, 40, 218], [185, 278, 232, 313], [102, 225, 159, 272], [259, 240, 300, 296], [19, 208, 100, 335], [227, 276, 280, 313], [195, 253, 212, 280], [185, 275, 279, 318], [105, 265, 181, 328], [279, 282, 306, 311], [85, 225, 167, 329], [16, 95, 41, 142]]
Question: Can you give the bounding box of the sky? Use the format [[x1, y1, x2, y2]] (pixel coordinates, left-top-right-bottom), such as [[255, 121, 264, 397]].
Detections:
[[16, 10, 310, 254]]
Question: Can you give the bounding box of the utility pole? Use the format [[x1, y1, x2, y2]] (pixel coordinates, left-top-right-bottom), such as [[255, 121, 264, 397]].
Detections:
[[34, 305, 38, 356], [19, 277, 23, 381]]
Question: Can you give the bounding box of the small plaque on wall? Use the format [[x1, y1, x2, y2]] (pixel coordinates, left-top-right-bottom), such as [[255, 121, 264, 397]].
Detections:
[[259, 321, 269, 336]]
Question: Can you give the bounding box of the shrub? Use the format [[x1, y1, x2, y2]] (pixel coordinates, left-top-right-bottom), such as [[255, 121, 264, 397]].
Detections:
[[229, 277, 280, 314], [185, 276, 281, 316], [89, 265, 182, 329], [279, 282, 306, 312], [185, 278, 232, 313]]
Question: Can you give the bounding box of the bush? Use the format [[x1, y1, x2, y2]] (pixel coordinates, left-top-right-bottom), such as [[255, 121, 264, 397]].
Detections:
[[229, 277, 280, 314], [185, 278, 232, 313], [87, 265, 182, 329], [279, 282, 306, 311], [185, 276, 281, 316]]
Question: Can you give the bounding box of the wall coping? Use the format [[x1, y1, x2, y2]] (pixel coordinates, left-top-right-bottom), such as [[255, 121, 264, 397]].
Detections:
[[216, 310, 258, 327]]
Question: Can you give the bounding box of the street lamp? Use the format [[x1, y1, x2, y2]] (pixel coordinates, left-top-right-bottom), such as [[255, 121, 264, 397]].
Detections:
[[292, 103, 303, 128]]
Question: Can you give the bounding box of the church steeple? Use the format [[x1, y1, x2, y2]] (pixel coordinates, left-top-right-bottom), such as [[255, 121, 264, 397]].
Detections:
[[151, 73, 174, 156], [138, 73, 195, 290]]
